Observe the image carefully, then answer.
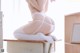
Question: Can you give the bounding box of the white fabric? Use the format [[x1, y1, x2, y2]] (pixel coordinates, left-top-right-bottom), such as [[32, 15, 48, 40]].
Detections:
[[14, 29, 54, 43], [32, 12, 46, 34], [32, 12, 45, 17], [32, 12, 55, 34]]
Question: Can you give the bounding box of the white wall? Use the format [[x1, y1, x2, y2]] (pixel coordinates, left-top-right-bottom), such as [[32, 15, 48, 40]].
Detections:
[[65, 2, 80, 15], [65, 0, 80, 2]]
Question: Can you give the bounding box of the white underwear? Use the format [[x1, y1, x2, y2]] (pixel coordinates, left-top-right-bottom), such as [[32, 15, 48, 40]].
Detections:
[[32, 12, 46, 34], [32, 12, 55, 34], [13, 12, 55, 43], [32, 12, 45, 18]]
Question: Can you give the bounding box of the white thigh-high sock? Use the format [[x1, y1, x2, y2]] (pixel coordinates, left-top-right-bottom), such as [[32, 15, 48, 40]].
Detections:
[[14, 28, 54, 43]]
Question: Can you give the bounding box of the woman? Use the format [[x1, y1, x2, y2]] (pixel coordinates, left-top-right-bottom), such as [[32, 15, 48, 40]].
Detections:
[[20, 0, 55, 35], [14, 0, 55, 41]]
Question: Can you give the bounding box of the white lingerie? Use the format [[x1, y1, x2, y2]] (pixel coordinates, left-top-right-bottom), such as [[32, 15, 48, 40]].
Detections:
[[14, 12, 55, 43], [32, 12, 55, 34]]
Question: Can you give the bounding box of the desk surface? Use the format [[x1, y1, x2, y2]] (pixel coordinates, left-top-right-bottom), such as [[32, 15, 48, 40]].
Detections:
[[4, 39, 47, 43]]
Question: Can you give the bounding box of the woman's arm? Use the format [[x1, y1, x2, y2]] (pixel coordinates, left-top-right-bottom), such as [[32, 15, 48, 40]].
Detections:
[[37, 0, 47, 12], [28, 3, 39, 14], [27, 0, 40, 11], [44, 0, 48, 12]]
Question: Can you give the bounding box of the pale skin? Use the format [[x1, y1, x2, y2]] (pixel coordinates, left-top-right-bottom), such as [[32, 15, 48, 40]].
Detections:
[[27, 0, 55, 14], [14, 0, 55, 35], [27, 0, 48, 14]]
